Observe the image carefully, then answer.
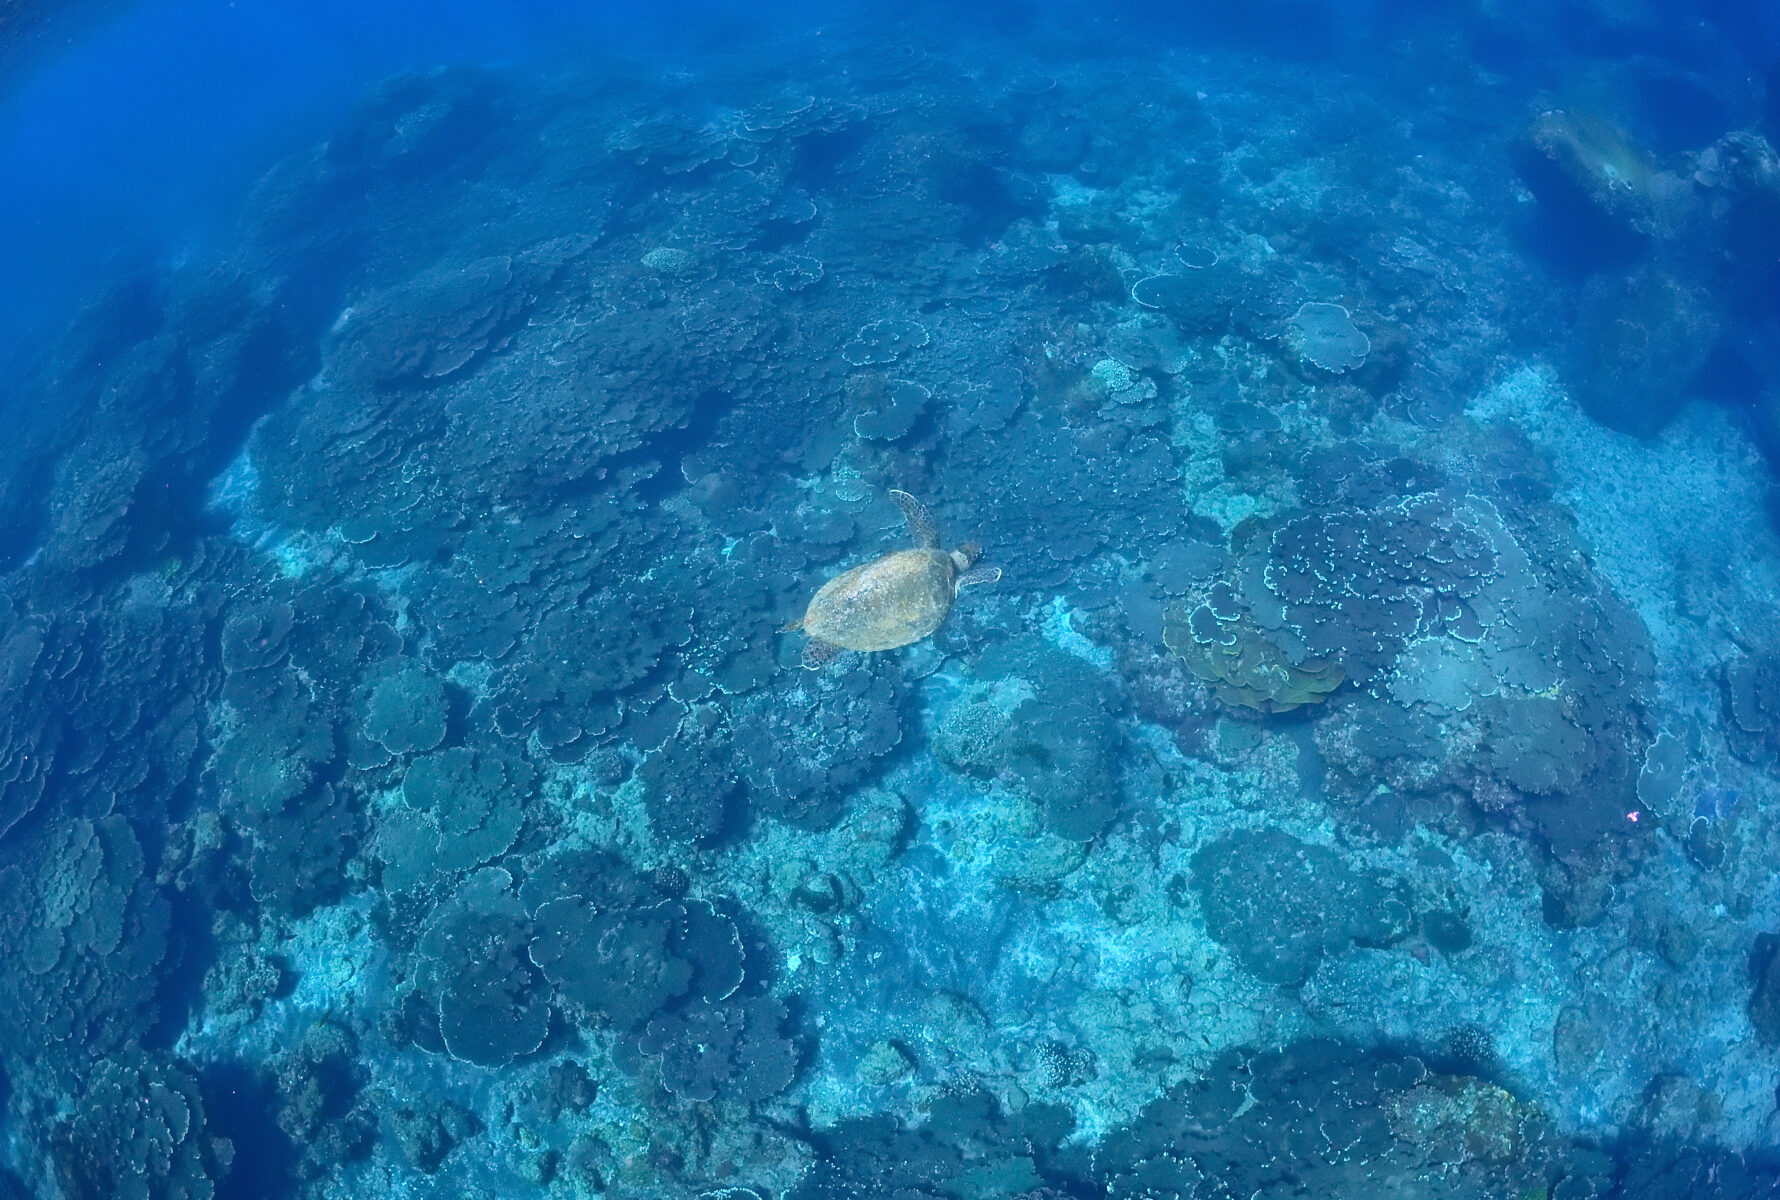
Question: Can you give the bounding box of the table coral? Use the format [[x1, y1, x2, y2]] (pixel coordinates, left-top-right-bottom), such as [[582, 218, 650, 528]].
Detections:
[[359, 662, 451, 757], [415, 868, 550, 1068], [1163, 584, 1344, 712], [51, 1052, 232, 1200], [378, 743, 532, 895], [1286, 301, 1371, 373], [639, 994, 800, 1103]]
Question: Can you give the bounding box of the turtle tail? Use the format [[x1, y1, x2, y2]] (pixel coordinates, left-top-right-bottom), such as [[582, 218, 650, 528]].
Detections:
[[780, 616, 805, 633]]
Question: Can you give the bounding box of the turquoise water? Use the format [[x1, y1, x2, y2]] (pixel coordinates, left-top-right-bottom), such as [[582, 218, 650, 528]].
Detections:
[[2, 2, 1779, 1197]]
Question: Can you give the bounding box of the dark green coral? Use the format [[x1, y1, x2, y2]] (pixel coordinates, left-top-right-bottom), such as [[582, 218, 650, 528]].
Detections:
[[1164, 592, 1343, 713]]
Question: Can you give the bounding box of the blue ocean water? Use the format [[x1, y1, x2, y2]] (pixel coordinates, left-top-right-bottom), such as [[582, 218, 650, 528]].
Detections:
[[2, 1, 1780, 1197]]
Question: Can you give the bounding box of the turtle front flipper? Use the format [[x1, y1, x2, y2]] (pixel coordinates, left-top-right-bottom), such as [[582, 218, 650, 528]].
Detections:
[[955, 564, 1001, 592], [889, 490, 940, 550], [802, 638, 843, 670]]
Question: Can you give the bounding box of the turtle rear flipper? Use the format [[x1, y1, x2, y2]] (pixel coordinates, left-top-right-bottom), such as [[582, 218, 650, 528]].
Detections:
[[956, 565, 1001, 591], [889, 489, 939, 550]]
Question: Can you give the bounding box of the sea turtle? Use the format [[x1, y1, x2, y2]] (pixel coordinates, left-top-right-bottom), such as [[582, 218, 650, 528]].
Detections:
[[787, 490, 1001, 669]]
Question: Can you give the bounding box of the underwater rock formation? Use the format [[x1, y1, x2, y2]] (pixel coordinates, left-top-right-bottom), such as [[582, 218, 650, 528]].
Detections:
[[1567, 266, 1720, 439], [1521, 108, 1683, 240], [789, 1088, 1073, 1200]]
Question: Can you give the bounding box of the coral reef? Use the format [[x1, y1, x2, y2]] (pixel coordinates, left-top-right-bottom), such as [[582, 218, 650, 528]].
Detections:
[[273, 1024, 376, 1178], [936, 636, 1124, 841], [2, 10, 1778, 1199], [732, 660, 906, 828], [0, 814, 170, 1071], [640, 718, 738, 846]]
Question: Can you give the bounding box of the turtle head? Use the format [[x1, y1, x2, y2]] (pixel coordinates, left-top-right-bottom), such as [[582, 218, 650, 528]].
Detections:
[[951, 541, 982, 570]]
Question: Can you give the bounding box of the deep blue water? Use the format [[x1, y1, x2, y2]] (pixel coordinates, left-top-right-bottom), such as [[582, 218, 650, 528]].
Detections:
[[3, 2, 1780, 1198]]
